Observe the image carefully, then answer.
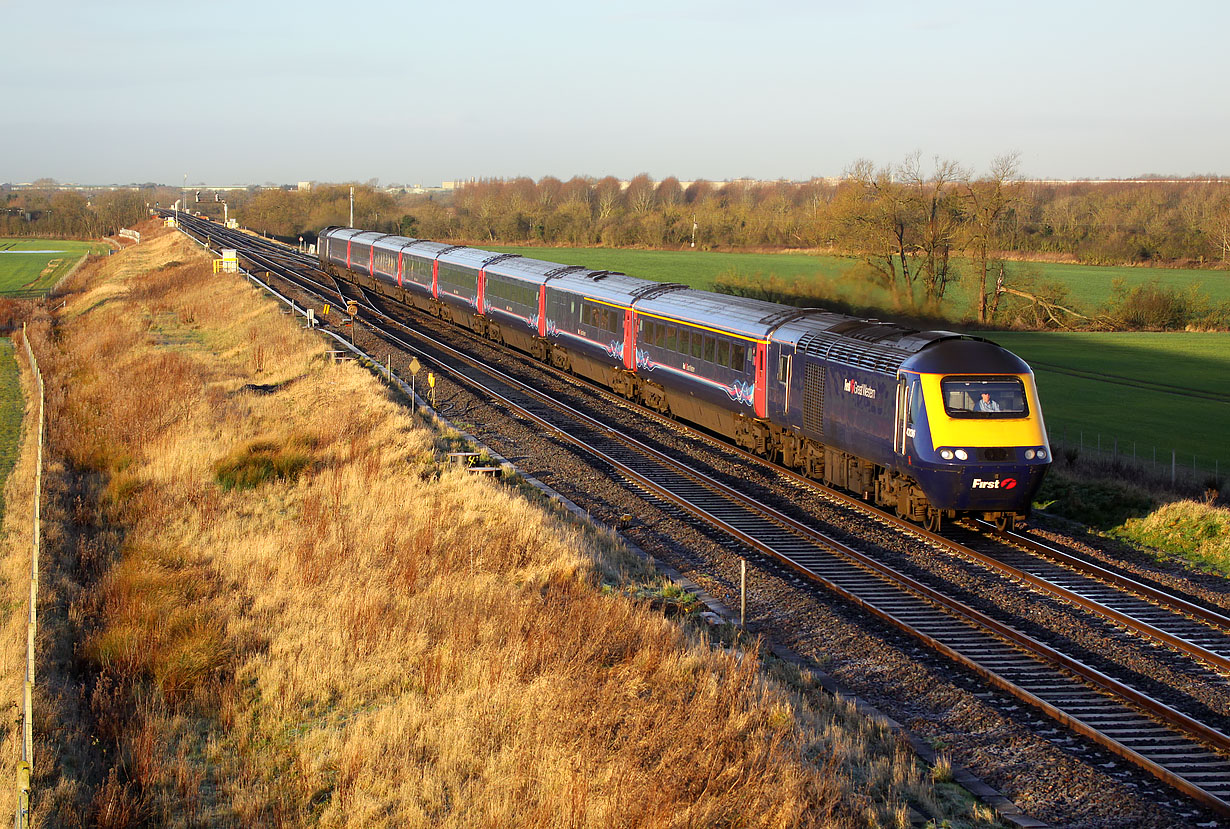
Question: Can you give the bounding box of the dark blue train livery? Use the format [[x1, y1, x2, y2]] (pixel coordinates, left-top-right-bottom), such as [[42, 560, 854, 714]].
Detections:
[[319, 227, 1050, 531]]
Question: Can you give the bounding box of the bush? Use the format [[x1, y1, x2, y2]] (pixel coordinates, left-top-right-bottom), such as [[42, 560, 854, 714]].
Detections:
[[1112, 501, 1230, 574], [1104, 279, 1205, 330], [1033, 469, 1154, 529], [214, 436, 312, 491]]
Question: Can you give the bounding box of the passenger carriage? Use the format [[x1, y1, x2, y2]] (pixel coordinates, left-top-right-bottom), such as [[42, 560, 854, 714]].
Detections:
[[540, 269, 661, 388]]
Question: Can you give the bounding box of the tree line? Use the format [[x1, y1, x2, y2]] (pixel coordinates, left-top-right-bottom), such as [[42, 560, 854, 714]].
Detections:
[[223, 159, 1230, 329], [8, 161, 1229, 330], [1, 189, 148, 239]]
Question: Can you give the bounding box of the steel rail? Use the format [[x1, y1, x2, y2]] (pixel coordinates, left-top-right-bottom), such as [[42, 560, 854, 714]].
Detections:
[[989, 520, 1230, 629], [341, 284, 1230, 818], [176, 215, 1230, 667], [171, 215, 1230, 816]]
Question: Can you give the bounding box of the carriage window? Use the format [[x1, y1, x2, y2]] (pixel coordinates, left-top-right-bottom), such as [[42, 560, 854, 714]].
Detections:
[[717, 339, 730, 368], [778, 354, 790, 384], [678, 329, 691, 356], [732, 344, 747, 372], [665, 326, 677, 351], [703, 336, 715, 363], [941, 376, 1028, 418], [691, 332, 703, 360], [655, 323, 665, 348]]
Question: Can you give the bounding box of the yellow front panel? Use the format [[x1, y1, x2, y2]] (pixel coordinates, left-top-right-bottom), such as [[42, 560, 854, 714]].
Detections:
[[919, 373, 1048, 450]]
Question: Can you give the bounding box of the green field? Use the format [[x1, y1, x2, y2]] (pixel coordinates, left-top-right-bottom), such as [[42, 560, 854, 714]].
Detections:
[[487, 245, 860, 290], [987, 332, 1229, 476], [0, 340, 24, 523], [0, 238, 106, 297], [488, 245, 1230, 318]]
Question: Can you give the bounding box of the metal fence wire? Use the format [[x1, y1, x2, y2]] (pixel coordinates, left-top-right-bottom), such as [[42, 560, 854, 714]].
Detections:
[[1052, 427, 1223, 491], [14, 324, 42, 828]]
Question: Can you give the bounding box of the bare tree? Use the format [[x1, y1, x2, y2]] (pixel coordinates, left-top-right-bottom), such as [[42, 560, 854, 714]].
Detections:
[[904, 154, 967, 306], [964, 152, 1022, 323], [626, 173, 656, 215], [841, 157, 921, 304], [595, 176, 623, 221], [657, 177, 683, 208], [1203, 190, 1230, 263]]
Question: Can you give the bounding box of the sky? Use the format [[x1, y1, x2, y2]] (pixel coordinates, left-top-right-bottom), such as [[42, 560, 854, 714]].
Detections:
[[1, 0, 1227, 186]]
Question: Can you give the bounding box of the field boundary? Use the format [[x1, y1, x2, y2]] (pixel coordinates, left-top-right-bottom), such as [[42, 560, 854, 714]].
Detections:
[[13, 324, 42, 828]]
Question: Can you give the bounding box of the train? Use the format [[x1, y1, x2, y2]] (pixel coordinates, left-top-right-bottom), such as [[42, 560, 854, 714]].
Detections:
[[317, 226, 1051, 532]]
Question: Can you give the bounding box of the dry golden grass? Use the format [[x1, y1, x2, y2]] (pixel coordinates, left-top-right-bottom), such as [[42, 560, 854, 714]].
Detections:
[[0, 334, 44, 822], [3, 226, 1002, 827]]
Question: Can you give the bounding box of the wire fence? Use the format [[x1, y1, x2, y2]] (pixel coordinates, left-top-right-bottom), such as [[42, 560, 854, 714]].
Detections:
[[1051, 426, 1224, 492], [14, 323, 43, 828]]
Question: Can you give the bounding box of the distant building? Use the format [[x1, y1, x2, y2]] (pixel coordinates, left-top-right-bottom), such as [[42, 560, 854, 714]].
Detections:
[[298, 181, 312, 191]]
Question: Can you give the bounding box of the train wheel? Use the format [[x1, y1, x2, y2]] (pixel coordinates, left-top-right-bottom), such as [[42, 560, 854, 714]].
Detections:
[[923, 508, 942, 534], [994, 513, 1016, 533]]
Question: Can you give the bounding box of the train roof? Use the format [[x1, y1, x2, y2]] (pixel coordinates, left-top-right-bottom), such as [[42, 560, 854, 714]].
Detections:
[[901, 337, 1032, 375], [371, 234, 422, 254], [549, 268, 663, 306], [400, 239, 459, 260], [437, 246, 499, 270], [319, 228, 1033, 378], [320, 227, 367, 244], [485, 255, 582, 284], [632, 288, 815, 340]]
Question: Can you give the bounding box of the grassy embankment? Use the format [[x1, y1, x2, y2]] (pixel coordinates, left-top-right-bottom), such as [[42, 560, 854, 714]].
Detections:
[[0, 239, 107, 297], [5, 227, 1002, 826], [1036, 468, 1230, 574]]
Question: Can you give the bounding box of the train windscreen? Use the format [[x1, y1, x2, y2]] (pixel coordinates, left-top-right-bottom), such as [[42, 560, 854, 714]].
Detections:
[[940, 376, 1028, 418]]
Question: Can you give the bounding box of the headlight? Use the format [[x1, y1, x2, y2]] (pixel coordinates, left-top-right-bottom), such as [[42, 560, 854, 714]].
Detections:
[[954, 449, 969, 461], [1037, 449, 1047, 460], [940, 449, 954, 460], [1024, 449, 1036, 460]]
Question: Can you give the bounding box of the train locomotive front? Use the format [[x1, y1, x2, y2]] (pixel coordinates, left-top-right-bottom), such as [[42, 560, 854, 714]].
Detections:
[[892, 338, 1050, 530]]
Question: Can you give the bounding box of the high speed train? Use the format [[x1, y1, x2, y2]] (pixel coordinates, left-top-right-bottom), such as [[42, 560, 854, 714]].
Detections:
[[318, 226, 1051, 532]]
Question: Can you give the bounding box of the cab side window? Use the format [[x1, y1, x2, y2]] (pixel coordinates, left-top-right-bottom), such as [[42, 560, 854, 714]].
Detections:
[[909, 377, 924, 425]]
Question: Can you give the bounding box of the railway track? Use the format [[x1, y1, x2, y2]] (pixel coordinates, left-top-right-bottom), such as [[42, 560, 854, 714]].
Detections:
[[166, 214, 1230, 820]]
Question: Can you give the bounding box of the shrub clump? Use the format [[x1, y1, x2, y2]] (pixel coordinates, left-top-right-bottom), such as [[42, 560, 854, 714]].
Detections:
[[214, 436, 312, 491], [1112, 501, 1230, 574], [1033, 469, 1154, 529]]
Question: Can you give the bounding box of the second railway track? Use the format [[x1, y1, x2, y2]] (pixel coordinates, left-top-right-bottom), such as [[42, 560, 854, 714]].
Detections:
[[168, 214, 1230, 823]]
